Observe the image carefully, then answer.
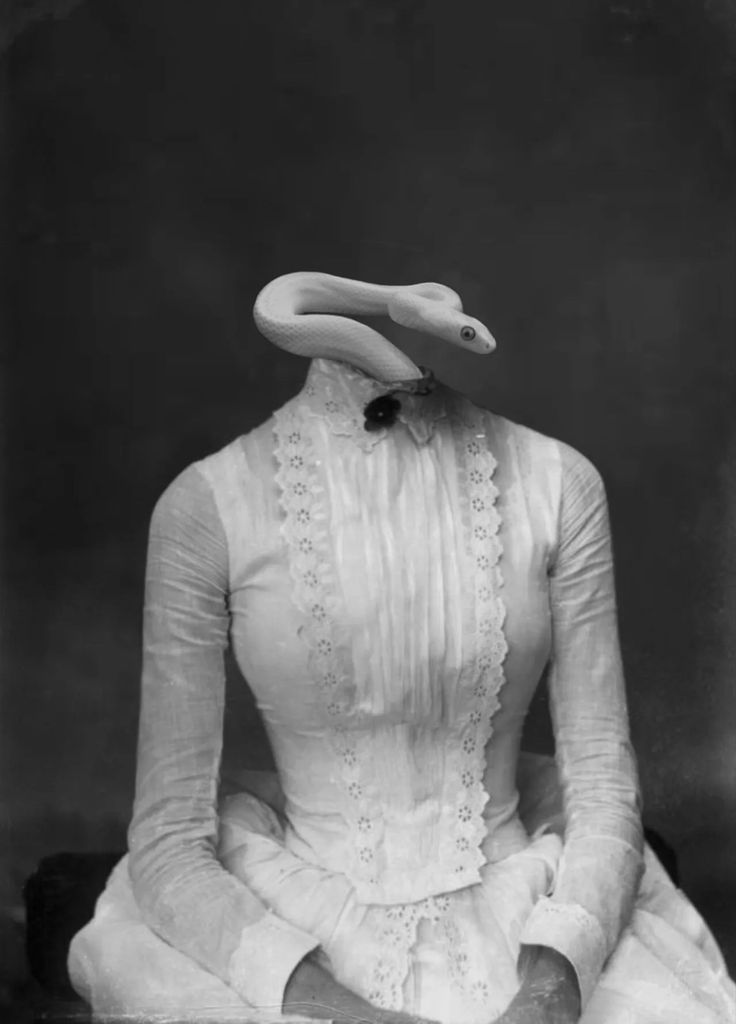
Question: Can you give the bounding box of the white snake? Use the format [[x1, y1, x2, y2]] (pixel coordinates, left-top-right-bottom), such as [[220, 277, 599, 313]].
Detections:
[[253, 271, 495, 385]]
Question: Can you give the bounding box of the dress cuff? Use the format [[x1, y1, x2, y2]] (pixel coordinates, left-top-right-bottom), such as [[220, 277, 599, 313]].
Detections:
[[519, 897, 608, 1009], [227, 911, 320, 1012]]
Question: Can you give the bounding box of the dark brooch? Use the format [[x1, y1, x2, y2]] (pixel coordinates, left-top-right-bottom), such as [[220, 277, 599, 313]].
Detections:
[[364, 394, 402, 431], [363, 367, 436, 432]]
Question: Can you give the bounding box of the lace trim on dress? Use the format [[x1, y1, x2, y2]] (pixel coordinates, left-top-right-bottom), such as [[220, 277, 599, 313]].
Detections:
[[378, 400, 509, 1020], [441, 400, 509, 878], [301, 360, 386, 452], [301, 358, 448, 450], [364, 895, 451, 1010], [273, 380, 510, 1013], [366, 892, 510, 1017], [441, 914, 496, 1010], [273, 403, 381, 883]]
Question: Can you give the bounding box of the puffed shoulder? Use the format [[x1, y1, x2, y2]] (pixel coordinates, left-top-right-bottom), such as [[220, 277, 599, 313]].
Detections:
[[553, 439, 609, 534], [497, 416, 606, 506], [149, 462, 222, 534], [495, 418, 609, 571], [145, 461, 230, 592], [551, 440, 612, 572], [556, 439, 606, 503]]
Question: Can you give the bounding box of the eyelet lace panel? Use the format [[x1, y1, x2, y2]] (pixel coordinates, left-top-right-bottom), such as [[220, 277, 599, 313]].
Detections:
[[304, 361, 386, 453], [273, 391, 511, 1011], [300, 359, 448, 450], [364, 896, 450, 1010], [362, 892, 509, 1018], [274, 404, 381, 880], [438, 399, 509, 878]]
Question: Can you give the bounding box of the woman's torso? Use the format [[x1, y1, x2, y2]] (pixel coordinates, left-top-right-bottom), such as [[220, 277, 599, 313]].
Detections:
[[200, 359, 565, 905]]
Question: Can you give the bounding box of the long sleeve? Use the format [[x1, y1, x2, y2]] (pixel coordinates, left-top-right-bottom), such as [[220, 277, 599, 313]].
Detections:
[[518, 445, 644, 1008], [127, 464, 318, 1011]]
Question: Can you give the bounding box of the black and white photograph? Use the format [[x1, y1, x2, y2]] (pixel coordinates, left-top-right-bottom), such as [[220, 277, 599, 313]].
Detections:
[[3, 2, 736, 1022]]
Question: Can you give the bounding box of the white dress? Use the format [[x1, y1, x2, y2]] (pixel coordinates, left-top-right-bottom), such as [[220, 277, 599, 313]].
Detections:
[[69, 358, 736, 1023]]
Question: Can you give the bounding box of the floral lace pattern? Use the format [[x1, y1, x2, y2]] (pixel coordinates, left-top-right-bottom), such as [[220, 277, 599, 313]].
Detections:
[[365, 896, 450, 1009], [442, 914, 493, 1008], [273, 404, 380, 878], [438, 400, 508, 882], [274, 361, 510, 1010], [364, 889, 508, 1017], [301, 358, 448, 450]]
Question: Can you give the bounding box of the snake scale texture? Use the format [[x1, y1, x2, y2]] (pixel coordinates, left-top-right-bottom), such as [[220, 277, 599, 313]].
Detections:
[[253, 271, 495, 384]]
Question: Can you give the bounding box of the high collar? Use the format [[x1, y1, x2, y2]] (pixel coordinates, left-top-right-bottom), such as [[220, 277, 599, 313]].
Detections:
[[298, 358, 449, 450]]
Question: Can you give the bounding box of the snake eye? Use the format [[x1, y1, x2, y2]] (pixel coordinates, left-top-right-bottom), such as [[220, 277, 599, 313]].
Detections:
[[460, 326, 476, 341]]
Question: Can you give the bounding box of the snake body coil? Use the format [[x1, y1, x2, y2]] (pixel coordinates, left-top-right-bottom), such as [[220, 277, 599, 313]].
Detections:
[[253, 271, 495, 384]]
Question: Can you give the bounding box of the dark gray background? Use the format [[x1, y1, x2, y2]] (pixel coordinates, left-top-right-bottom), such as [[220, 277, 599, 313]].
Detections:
[[4, 0, 735, 982]]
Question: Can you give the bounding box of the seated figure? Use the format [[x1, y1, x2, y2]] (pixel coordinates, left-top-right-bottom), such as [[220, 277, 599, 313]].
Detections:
[[69, 273, 736, 1024]]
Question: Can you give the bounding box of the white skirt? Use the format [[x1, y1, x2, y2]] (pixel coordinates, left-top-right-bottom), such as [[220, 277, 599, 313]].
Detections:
[[69, 756, 736, 1023]]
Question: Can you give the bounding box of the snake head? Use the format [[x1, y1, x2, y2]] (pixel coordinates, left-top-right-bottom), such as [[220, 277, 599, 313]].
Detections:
[[389, 290, 496, 356], [455, 315, 495, 354]]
